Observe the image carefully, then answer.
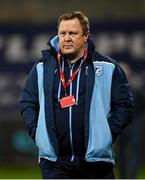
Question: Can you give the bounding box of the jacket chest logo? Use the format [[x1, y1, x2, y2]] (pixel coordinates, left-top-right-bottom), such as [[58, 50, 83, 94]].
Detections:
[[95, 65, 103, 77]]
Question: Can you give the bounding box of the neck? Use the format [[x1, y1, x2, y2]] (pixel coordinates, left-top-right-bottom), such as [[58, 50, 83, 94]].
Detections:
[[68, 58, 81, 64], [66, 52, 83, 64]]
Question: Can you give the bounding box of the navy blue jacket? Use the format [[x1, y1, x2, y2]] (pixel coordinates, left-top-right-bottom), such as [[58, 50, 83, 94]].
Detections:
[[20, 36, 134, 164]]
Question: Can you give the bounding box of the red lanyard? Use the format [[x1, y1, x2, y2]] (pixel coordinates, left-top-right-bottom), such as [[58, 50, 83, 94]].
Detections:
[[57, 50, 87, 94]]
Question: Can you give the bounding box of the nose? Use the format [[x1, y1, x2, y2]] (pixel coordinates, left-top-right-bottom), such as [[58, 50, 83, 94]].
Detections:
[[64, 33, 71, 41]]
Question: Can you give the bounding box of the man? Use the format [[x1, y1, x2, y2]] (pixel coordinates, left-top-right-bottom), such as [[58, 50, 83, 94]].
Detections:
[[20, 11, 134, 179]]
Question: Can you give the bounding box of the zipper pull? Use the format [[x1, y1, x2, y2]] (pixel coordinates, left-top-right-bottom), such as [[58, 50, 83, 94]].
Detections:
[[85, 66, 88, 75]]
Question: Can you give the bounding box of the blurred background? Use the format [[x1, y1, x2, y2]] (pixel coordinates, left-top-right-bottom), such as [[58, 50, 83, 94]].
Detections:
[[0, 0, 145, 178]]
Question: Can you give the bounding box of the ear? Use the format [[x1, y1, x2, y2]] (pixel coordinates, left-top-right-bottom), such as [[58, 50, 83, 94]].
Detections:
[[84, 31, 90, 42]]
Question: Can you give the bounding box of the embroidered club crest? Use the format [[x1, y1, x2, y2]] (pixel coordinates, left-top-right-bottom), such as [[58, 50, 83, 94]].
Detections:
[[95, 65, 103, 76]]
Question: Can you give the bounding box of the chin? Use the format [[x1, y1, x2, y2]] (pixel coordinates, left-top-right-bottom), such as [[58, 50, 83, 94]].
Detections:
[[62, 50, 74, 55]]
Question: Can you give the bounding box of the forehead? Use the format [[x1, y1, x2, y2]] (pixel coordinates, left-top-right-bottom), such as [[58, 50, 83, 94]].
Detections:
[[58, 18, 83, 32]]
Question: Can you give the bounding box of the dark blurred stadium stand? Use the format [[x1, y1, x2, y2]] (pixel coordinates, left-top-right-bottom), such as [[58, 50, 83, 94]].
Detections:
[[0, 0, 145, 23], [0, 0, 145, 178]]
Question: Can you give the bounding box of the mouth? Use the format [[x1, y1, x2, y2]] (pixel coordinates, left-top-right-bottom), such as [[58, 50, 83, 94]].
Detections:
[[63, 45, 73, 48]]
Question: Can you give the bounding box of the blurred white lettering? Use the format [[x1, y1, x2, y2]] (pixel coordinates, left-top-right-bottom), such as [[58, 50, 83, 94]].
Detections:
[[0, 31, 145, 64]]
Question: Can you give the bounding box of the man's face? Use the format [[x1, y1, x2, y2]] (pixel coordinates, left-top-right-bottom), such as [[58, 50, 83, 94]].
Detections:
[[58, 18, 89, 59]]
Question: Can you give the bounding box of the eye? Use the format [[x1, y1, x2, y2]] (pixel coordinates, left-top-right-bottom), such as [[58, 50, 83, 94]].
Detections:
[[69, 32, 78, 36], [59, 32, 66, 37]]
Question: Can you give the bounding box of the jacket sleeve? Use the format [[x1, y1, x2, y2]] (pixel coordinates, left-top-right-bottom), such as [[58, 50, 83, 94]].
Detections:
[[108, 64, 134, 143], [20, 64, 39, 141]]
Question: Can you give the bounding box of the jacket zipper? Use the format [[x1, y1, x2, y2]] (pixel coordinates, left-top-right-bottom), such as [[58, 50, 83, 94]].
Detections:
[[69, 62, 82, 161], [69, 67, 75, 161]]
